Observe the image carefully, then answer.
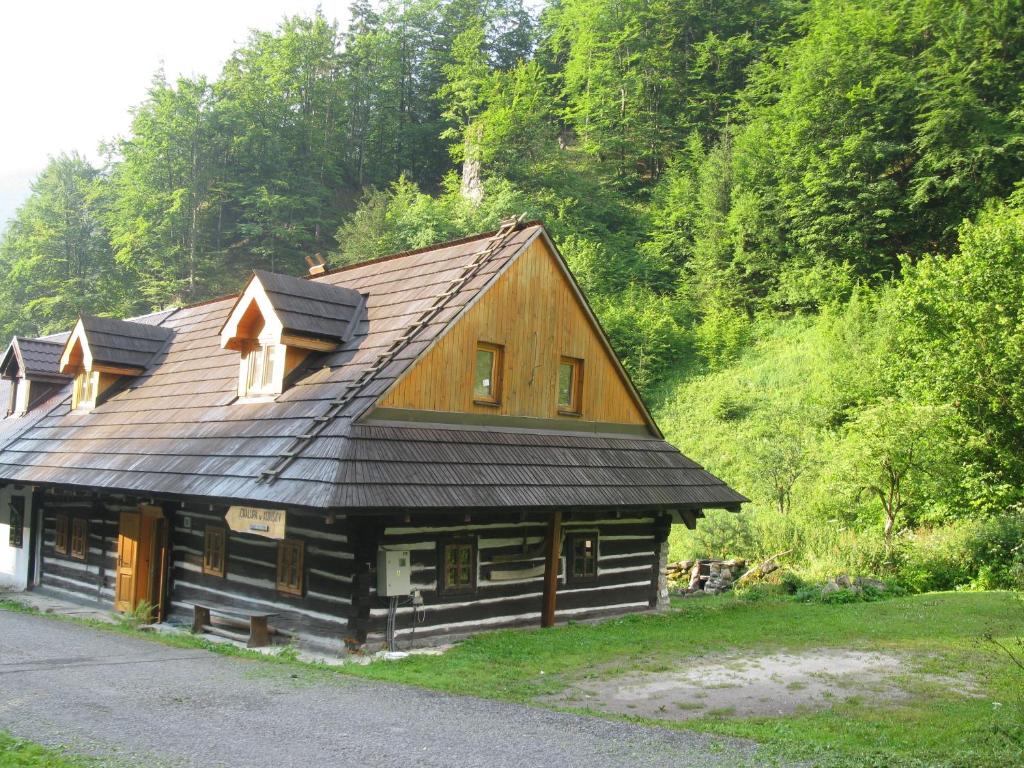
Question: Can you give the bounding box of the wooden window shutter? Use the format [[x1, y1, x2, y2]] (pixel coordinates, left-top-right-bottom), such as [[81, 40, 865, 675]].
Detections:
[[203, 527, 226, 577], [54, 514, 69, 555], [71, 518, 89, 561], [276, 539, 304, 596]]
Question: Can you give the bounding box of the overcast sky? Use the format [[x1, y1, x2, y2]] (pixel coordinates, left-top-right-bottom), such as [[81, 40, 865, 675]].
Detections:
[[0, 0, 356, 230]]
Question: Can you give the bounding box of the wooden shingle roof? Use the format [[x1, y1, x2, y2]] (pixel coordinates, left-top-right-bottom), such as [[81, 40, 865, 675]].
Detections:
[[71, 314, 175, 373], [0, 223, 746, 513], [250, 269, 364, 343], [0, 336, 70, 382]]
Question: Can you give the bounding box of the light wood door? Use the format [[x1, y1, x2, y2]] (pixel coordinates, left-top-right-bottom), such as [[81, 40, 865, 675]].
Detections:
[[114, 512, 140, 612]]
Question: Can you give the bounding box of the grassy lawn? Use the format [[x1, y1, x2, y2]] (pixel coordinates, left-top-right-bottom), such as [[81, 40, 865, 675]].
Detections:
[[3, 591, 1022, 767], [339, 591, 1024, 767], [0, 732, 96, 767]]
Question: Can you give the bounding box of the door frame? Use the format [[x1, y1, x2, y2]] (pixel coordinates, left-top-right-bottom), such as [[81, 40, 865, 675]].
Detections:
[[115, 503, 170, 620]]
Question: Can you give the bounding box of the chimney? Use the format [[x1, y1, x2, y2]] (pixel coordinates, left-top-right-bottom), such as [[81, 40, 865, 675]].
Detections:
[[305, 254, 327, 276]]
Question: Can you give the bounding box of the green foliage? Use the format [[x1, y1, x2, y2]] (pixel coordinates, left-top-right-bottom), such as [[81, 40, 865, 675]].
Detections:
[[0, 732, 97, 768], [0, 154, 127, 338], [3, 0, 1024, 592]]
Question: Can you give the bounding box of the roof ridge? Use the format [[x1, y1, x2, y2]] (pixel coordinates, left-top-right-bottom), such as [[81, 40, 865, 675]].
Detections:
[[309, 221, 542, 282]]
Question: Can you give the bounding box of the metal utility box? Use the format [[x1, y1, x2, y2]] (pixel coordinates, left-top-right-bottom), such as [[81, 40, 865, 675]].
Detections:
[[376, 548, 411, 596]]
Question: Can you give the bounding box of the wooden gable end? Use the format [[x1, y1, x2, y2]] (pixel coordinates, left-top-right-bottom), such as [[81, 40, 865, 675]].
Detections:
[[375, 235, 652, 429]]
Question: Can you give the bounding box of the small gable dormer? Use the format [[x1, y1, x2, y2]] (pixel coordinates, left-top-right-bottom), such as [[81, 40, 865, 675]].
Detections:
[[59, 315, 173, 411], [0, 336, 70, 417], [220, 270, 364, 399]]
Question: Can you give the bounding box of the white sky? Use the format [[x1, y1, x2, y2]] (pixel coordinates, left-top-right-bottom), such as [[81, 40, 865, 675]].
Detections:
[[0, 0, 355, 229]]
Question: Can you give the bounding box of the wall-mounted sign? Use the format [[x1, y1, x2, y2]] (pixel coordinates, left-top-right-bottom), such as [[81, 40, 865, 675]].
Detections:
[[225, 506, 286, 539]]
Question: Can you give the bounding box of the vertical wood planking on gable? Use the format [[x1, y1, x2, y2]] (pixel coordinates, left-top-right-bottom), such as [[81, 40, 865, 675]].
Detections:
[[377, 238, 649, 425]]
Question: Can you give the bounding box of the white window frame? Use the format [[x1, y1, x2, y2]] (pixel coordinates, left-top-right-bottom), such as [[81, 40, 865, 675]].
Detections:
[[72, 371, 99, 411], [239, 343, 282, 398]]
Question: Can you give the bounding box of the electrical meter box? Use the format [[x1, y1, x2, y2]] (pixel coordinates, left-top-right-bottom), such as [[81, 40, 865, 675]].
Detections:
[[376, 548, 411, 596]]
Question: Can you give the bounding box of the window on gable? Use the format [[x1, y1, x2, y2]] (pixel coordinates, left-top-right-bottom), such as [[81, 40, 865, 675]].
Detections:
[[243, 344, 279, 397], [54, 514, 69, 555], [558, 357, 583, 415], [203, 526, 226, 577], [439, 538, 476, 594], [73, 371, 99, 411], [567, 532, 598, 584], [71, 518, 89, 561], [473, 342, 503, 405], [276, 539, 304, 596]]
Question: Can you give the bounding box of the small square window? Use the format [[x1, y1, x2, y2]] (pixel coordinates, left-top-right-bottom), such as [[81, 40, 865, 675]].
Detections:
[[568, 532, 598, 584], [473, 343, 503, 405], [277, 539, 304, 596], [203, 526, 226, 577], [439, 539, 476, 594], [54, 514, 69, 555], [71, 518, 89, 561], [558, 357, 583, 415]]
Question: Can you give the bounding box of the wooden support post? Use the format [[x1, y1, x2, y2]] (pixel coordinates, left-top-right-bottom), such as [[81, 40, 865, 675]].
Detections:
[[248, 615, 270, 648], [541, 510, 562, 628], [192, 605, 210, 634]]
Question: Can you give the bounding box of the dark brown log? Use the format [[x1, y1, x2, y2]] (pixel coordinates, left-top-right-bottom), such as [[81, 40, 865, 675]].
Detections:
[[541, 510, 562, 628]]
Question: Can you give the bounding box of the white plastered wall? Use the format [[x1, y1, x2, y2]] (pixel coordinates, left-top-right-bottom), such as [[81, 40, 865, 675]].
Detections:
[[0, 486, 33, 590]]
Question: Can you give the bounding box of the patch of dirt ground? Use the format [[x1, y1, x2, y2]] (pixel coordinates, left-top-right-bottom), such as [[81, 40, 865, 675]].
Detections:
[[548, 648, 977, 720]]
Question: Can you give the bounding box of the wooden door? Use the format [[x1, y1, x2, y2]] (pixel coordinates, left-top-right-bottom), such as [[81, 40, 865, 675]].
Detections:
[[114, 512, 140, 612]]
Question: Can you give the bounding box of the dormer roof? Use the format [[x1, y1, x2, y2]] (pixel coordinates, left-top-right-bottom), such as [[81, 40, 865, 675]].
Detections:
[[59, 314, 174, 376], [0, 336, 69, 382], [220, 269, 365, 352]]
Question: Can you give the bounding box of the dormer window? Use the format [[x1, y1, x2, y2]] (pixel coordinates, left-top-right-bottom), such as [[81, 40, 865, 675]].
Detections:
[[59, 315, 172, 413], [1, 335, 71, 418], [243, 344, 280, 397], [220, 270, 364, 402], [13, 379, 31, 416], [72, 371, 99, 411]]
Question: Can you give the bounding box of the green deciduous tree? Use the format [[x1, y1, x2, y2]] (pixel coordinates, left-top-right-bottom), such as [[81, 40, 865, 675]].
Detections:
[[0, 154, 126, 337]]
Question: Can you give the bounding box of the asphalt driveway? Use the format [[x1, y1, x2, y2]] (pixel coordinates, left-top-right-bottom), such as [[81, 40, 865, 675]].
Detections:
[[0, 610, 761, 768]]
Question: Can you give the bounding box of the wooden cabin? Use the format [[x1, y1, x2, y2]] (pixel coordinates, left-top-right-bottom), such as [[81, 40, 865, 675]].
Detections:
[[0, 221, 744, 649]]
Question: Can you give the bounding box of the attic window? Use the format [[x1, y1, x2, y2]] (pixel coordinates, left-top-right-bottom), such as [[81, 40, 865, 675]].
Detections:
[[13, 379, 30, 416], [243, 344, 280, 397], [73, 371, 99, 411], [220, 270, 365, 403], [558, 357, 583, 416], [473, 343, 503, 406]]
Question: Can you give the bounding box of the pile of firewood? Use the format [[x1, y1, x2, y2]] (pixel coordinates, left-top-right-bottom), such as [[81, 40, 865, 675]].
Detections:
[[666, 558, 747, 595]]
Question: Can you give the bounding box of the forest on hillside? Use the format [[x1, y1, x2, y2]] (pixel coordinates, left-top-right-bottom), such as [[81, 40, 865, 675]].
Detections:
[[3, 0, 1023, 590]]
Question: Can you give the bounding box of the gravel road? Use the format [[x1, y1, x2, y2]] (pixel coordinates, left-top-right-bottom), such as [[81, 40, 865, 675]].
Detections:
[[0, 610, 762, 768]]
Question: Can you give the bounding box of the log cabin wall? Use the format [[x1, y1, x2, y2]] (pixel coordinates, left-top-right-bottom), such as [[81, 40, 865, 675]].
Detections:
[[168, 502, 355, 642], [354, 511, 670, 648], [38, 489, 121, 605], [377, 238, 650, 427]]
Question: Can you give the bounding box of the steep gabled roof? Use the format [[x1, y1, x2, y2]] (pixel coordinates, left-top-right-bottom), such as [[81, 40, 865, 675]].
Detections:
[[0, 222, 746, 513], [252, 269, 364, 343], [60, 314, 175, 375], [0, 336, 70, 382], [221, 270, 365, 351]]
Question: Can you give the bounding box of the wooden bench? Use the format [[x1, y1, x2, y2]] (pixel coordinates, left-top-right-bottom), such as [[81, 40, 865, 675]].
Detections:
[[192, 604, 277, 648]]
